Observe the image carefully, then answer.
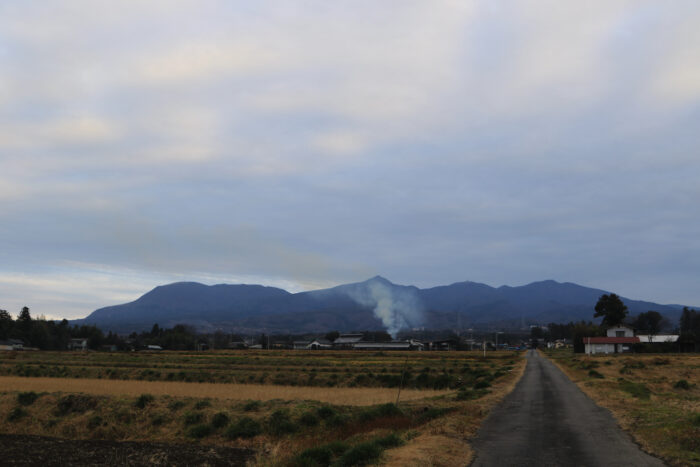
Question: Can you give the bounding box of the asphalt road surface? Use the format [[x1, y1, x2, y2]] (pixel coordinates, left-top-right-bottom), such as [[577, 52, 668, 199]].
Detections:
[[470, 350, 665, 467]]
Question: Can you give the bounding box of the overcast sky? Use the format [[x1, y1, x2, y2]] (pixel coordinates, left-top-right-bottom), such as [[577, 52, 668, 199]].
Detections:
[[1, 1, 699, 320]]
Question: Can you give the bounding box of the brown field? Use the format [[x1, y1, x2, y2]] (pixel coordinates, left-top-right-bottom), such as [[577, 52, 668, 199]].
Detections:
[[545, 350, 700, 466], [0, 350, 528, 465], [383, 351, 528, 466], [0, 376, 448, 406]]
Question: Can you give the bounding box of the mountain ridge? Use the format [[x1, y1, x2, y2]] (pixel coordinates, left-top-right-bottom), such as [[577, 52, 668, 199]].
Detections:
[[76, 277, 692, 334]]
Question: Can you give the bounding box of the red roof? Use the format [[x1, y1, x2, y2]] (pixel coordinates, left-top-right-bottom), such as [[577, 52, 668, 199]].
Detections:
[[585, 337, 640, 344]]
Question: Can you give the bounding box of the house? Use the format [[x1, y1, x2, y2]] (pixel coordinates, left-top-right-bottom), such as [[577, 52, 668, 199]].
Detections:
[[607, 326, 635, 338], [332, 334, 364, 349], [425, 339, 458, 351], [293, 339, 333, 350], [353, 339, 424, 351], [584, 327, 638, 354], [227, 341, 248, 350], [0, 340, 14, 351], [68, 338, 88, 351], [0, 339, 23, 350], [635, 334, 679, 343], [308, 338, 333, 350]]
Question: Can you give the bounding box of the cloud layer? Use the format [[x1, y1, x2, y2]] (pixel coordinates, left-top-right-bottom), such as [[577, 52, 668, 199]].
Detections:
[[1, 1, 699, 319]]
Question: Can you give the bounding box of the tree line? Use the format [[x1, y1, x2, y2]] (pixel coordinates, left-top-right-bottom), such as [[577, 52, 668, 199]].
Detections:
[[0, 307, 119, 350], [534, 293, 700, 352]]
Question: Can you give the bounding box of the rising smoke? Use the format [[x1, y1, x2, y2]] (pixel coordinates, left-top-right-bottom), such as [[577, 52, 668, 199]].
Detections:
[[346, 278, 424, 338]]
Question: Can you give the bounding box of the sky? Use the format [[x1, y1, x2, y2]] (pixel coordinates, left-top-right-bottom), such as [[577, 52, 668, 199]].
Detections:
[[1, 1, 699, 320]]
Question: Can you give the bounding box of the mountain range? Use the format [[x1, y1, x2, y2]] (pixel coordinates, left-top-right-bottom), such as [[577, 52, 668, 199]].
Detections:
[[76, 276, 691, 334]]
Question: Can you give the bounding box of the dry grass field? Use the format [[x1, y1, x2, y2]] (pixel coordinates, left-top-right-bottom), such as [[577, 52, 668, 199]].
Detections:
[[545, 350, 700, 466], [0, 376, 448, 406], [0, 349, 526, 466]]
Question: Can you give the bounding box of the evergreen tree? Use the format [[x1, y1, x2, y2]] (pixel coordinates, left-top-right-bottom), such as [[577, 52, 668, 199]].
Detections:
[[594, 294, 628, 327]]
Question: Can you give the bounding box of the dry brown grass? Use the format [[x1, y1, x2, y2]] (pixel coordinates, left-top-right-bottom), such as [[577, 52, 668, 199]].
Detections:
[[382, 351, 528, 466], [545, 350, 700, 466], [0, 376, 448, 406]]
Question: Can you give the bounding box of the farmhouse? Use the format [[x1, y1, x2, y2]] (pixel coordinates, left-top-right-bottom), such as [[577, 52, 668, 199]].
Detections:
[[0, 338, 25, 350], [584, 326, 639, 354], [332, 333, 364, 349], [425, 339, 458, 351], [68, 338, 88, 350], [0, 340, 14, 351], [635, 334, 679, 343], [353, 339, 424, 351], [227, 340, 248, 349]]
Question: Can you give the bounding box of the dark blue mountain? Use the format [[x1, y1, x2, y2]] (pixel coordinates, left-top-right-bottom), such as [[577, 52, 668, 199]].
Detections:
[[76, 277, 691, 333]]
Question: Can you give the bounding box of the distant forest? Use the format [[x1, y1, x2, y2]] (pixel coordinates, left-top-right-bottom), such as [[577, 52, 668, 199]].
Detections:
[[1, 305, 700, 352]]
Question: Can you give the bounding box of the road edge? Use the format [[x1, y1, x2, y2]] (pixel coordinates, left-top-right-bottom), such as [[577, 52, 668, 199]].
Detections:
[[538, 350, 669, 466], [383, 351, 529, 466]]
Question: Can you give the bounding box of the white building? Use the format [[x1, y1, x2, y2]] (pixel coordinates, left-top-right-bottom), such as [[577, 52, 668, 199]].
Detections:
[[584, 326, 638, 354]]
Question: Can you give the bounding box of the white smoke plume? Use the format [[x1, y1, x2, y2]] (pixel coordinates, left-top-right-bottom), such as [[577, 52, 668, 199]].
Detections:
[[346, 278, 424, 338]]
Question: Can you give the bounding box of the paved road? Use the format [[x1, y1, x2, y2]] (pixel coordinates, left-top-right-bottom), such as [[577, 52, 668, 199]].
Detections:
[[470, 350, 665, 467]]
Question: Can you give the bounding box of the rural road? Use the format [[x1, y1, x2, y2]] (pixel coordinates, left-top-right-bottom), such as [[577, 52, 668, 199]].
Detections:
[[470, 349, 665, 466]]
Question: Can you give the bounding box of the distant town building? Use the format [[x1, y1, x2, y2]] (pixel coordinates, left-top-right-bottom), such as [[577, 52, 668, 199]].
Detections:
[[68, 338, 88, 351], [332, 334, 364, 349], [353, 340, 424, 351]]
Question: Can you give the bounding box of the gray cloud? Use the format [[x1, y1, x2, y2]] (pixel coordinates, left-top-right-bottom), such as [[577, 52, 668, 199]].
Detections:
[[0, 1, 699, 319]]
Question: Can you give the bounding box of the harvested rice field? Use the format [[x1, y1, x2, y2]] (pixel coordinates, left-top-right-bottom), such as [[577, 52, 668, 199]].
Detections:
[[0, 349, 526, 466], [0, 349, 508, 389]]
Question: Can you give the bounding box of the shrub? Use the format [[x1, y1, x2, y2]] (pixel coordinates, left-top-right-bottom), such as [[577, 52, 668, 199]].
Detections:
[[183, 411, 204, 426], [588, 370, 604, 379], [87, 415, 103, 429], [211, 412, 230, 429], [294, 445, 334, 466], [674, 379, 691, 390], [415, 407, 451, 423], [151, 414, 167, 426], [266, 409, 297, 435], [194, 399, 211, 410], [456, 389, 478, 401], [299, 411, 320, 427], [168, 400, 186, 411], [135, 394, 154, 409], [325, 413, 349, 428], [474, 380, 491, 389], [225, 416, 262, 439], [316, 405, 336, 419], [17, 391, 40, 406], [375, 433, 403, 448], [186, 423, 213, 439], [243, 400, 261, 412], [618, 379, 651, 400], [7, 407, 27, 422], [334, 441, 383, 466], [293, 441, 349, 467], [359, 403, 402, 422], [55, 395, 98, 416]]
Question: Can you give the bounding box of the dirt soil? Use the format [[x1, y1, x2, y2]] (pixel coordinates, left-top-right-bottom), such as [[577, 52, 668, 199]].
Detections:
[[0, 434, 254, 466]]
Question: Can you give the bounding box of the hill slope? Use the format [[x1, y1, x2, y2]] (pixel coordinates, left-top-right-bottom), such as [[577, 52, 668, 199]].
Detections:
[[77, 277, 689, 333]]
